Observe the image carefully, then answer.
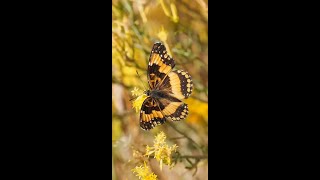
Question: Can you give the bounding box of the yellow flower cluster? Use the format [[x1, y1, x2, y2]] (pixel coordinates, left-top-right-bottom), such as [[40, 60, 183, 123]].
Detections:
[[131, 132, 178, 179], [131, 87, 147, 113], [145, 131, 178, 170], [132, 161, 158, 180]]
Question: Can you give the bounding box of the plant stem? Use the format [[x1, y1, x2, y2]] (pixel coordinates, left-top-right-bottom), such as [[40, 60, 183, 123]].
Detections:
[[169, 136, 186, 140], [179, 155, 208, 159], [167, 121, 203, 151]]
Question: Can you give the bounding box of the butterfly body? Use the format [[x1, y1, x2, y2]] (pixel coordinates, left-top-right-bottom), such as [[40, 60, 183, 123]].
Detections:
[[146, 89, 179, 101], [139, 42, 193, 130]]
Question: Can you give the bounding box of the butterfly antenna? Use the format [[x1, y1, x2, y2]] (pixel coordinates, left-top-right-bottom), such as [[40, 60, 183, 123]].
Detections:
[[136, 70, 148, 91]]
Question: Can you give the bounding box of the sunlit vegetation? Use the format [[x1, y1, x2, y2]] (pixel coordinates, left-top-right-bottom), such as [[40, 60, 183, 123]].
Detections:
[[112, 0, 208, 179]]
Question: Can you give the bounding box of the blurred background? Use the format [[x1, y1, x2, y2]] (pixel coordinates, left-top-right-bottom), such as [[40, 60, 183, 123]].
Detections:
[[112, 0, 208, 179]]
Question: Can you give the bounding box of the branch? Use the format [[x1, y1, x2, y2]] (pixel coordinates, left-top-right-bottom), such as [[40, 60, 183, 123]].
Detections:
[[179, 155, 207, 159], [166, 121, 203, 151], [169, 136, 186, 140], [172, 152, 207, 176]]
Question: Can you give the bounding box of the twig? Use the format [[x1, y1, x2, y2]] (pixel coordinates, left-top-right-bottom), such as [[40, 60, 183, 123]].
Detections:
[[166, 121, 203, 151], [179, 155, 207, 159], [169, 136, 186, 140], [174, 153, 205, 176]]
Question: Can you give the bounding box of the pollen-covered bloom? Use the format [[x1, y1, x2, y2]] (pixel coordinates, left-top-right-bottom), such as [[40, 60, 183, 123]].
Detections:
[[132, 161, 158, 180], [145, 131, 178, 170], [131, 87, 147, 113], [131, 87, 143, 97]]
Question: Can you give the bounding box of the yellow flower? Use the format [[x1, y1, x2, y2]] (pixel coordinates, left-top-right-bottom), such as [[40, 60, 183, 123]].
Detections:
[[154, 131, 166, 145], [131, 87, 144, 97], [131, 87, 147, 113], [132, 161, 158, 180], [145, 131, 178, 170], [145, 145, 154, 157]]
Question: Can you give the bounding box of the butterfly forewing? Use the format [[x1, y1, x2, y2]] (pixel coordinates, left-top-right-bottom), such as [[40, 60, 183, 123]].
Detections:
[[147, 42, 175, 90]]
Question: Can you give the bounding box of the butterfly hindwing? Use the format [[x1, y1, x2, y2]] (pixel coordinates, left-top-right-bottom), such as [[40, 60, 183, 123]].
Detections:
[[159, 70, 193, 99], [167, 103, 188, 121], [157, 97, 189, 121], [147, 42, 175, 89], [140, 97, 166, 130]]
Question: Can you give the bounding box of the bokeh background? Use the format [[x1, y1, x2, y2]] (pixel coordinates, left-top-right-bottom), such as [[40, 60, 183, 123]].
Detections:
[[112, 0, 208, 179]]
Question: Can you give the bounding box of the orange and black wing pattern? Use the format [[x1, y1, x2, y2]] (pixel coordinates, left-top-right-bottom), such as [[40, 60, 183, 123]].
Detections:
[[157, 97, 189, 121], [139, 42, 193, 130], [139, 97, 166, 130], [147, 42, 175, 90], [158, 70, 193, 100], [140, 96, 188, 130]]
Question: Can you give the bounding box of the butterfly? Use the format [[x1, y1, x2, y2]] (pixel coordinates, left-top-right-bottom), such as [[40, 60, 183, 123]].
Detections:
[[139, 42, 193, 130]]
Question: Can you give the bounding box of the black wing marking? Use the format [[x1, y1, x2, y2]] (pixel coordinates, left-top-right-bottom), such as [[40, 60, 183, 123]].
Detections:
[[157, 97, 189, 121], [140, 97, 166, 130], [147, 42, 175, 90], [158, 70, 193, 99]]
